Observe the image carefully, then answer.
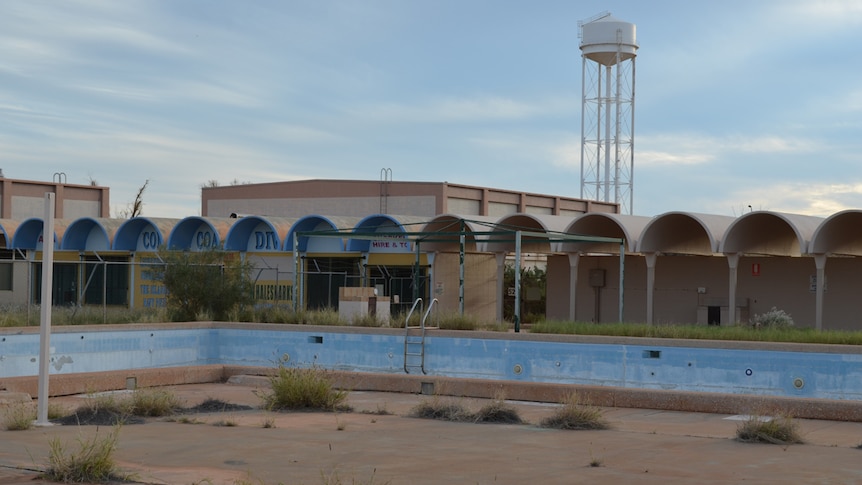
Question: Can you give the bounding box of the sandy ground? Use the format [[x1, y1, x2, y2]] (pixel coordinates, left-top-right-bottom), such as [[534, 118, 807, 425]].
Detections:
[[2, 381, 862, 484]]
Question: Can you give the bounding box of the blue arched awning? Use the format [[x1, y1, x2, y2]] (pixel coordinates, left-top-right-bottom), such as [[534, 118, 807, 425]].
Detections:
[[113, 217, 179, 251], [9, 218, 59, 250], [60, 217, 122, 251], [168, 217, 236, 251], [224, 216, 296, 252], [285, 215, 359, 252]]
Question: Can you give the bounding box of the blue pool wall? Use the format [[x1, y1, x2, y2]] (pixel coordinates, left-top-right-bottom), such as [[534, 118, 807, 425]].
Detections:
[[2, 323, 861, 401]]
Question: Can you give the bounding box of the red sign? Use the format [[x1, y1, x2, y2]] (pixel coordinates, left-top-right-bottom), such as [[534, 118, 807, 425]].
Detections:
[[752, 263, 761, 276]]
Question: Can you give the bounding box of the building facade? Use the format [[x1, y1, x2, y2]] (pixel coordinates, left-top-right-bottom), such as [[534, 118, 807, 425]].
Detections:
[[201, 179, 619, 219], [0, 174, 110, 221]]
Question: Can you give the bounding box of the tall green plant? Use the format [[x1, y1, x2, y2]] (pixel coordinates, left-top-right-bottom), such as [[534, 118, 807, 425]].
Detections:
[[153, 249, 254, 321], [503, 264, 547, 322]]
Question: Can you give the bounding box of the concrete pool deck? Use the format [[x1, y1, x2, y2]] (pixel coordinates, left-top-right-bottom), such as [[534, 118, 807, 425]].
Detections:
[[2, 378, 862, 484]]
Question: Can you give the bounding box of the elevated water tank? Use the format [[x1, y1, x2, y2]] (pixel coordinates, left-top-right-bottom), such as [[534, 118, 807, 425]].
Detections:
[[580, 14, 638, 66]]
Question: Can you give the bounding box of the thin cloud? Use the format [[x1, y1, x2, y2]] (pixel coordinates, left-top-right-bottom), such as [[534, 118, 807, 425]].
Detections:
[[711, 182, 862, 218], [636, 133, 817, 167], [255, 123, 343, 144], [354, 95, 578, 123]]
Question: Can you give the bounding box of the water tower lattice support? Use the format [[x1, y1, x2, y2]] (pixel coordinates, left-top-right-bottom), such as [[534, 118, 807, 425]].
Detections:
[[579, 14, 637, 215]]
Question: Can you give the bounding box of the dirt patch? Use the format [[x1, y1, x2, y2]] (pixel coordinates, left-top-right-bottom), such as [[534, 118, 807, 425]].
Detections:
[[52, 399, 253, 426], [53, 409, 146, 426], [183, 398, 254, 413]]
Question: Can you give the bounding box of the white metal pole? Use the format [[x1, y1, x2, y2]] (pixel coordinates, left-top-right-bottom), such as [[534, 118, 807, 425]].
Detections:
[[604, 65, 612, 202], [35, 193, 55, 426], [629, 57, 637, 214], [514, 231, 522, 332], [459, 232, 465, 315], [618, 241, 625, 323], [292, 233, 299, 310], [580, 55, 587, 199], [614, 50, 622, 206]]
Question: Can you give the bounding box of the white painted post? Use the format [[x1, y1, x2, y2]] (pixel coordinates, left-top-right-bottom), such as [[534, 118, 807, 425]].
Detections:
[[35, 193, 55, 427]]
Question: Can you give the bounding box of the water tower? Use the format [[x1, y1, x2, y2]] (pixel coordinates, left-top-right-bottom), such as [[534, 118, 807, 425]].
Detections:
[[579, 12, 638, 214]]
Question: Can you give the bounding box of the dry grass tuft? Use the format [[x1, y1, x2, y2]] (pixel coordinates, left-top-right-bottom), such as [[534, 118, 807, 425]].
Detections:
[[539, 393, 609, 430], [736, 414, 803, 445]]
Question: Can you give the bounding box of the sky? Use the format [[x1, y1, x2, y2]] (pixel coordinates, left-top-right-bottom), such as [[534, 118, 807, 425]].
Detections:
[[1, 0, 861, 219]]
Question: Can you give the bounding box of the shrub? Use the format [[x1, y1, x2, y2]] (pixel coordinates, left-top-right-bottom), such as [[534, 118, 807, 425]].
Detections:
[[736, 414, 803, 444], [306, 308, 348, 326], [61, 389, 181, 425], [408, 397, 472, 422], [153, 249, 254, 322], [750, 307, 794, 329], [259, 365, 348, 411], [350, 313, 386, 327], [3, 402, 36, 430], [48, 403, 69, 420], [473, 399, 523, 424], [43, 426, 128, 483], [128, 388, 182, 417], [539, 393, 609, 430]]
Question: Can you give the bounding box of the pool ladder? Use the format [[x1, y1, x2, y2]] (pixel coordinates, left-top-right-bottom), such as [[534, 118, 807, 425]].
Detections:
[[403, 298, 438, 374]]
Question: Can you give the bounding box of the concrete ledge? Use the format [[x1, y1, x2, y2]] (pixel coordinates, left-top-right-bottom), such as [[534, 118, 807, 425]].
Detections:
[[0, 391, 31, 405], [223, 366, 862, 422], [5, 365, 862, 422], [0, 365, 227, 397]]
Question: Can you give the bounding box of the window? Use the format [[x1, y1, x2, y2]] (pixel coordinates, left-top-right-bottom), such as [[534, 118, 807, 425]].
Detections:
[[0, 262, 12, 291]]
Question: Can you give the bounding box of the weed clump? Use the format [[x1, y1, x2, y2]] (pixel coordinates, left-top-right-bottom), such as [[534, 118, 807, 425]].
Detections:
[[539, 393, 609, 430], [259, 365, 349, 412], [57, 388, 182, 426], [408, 397, 473, 422], [42, 426, 129, 483], [736, 414, 803, 444], [128, 388, 183, 417], [473, 394, 523, 424], [3, 402, 36, 430]]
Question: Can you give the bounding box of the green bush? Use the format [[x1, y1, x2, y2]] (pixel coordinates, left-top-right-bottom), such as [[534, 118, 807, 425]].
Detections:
[[259, 365, 348, 411], [153, 249, 254, 322], [750, 307, 794, 329]]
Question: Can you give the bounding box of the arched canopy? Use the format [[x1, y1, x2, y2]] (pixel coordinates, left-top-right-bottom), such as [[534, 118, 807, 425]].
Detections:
[[9, 217, 64, 250], [720, 211, 823, 256], [168, 217, 237, 251], [563, 213, 650, 254], [285, 215, 361, 252], [418, 214, 498, 252], [60, 218, 125, 251], [810, 210, 862, 256], [485, 214, 574, 253], [113, 217, 179, 251], [638, 212, 735, 255], [0, 219, 22, 249], [223, 216, 296, 252], [346, 214, 426, 253]]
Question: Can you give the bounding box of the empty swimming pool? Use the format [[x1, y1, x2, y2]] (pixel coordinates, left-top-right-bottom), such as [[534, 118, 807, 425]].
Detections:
[[2, 323, 861, 401]]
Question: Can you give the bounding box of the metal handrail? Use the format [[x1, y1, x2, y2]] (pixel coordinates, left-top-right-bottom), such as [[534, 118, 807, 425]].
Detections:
[[404, 297, 423, 328], [421, 298, 439, 328]]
